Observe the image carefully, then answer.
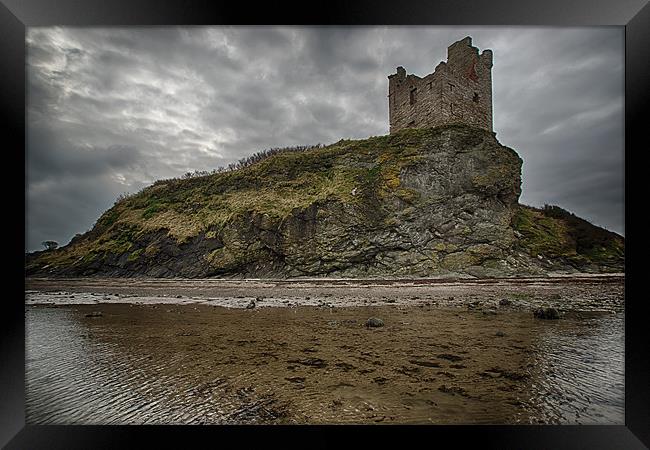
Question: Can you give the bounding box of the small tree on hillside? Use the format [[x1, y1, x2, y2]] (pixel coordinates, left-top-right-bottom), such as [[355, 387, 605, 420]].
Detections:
[[41, 240, 59, 251]]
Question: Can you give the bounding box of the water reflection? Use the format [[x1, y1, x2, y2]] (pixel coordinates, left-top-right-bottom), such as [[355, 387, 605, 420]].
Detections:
[[26, 307, 263, 424], [523, 312, 624, 424]]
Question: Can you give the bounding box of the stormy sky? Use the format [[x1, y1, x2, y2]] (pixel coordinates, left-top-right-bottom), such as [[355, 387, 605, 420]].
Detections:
[[26, 26, 624, 252]]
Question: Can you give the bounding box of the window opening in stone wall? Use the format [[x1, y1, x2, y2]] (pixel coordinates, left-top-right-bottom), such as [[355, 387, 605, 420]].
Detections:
[[448, 83, 454, 91], [427, 82, 432, 90], [409, 88, 417, 105], [407, 120, 415, 127], [473, 92, 479, 103]]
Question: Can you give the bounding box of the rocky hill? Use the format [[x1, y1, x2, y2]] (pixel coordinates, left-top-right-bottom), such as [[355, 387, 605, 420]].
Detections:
[[26, 125, 624, 278]]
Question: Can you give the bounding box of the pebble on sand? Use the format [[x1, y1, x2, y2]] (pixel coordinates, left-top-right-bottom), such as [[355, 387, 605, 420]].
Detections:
[[365, 317, 384, 328], [533, 307, 560, 320]]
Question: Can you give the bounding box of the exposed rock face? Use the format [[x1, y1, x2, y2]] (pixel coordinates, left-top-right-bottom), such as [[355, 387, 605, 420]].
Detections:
[[26, 125, 624, 278]]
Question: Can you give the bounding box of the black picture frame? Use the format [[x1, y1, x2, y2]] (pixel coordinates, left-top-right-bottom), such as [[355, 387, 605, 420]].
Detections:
[[3, 0, 648, 448]]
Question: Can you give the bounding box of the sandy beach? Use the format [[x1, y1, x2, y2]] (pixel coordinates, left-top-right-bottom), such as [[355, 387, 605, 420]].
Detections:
[[26, 274, 624, 311]]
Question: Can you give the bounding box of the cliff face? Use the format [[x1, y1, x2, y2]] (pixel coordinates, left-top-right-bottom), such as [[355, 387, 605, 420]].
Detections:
[[26, 125, 624, 278]]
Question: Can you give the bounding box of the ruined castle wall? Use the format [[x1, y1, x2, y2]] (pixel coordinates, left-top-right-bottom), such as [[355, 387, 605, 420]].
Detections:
[[436, 62, 492, 131], [388, 70, 445, 133], [388, 37, 493, 134]]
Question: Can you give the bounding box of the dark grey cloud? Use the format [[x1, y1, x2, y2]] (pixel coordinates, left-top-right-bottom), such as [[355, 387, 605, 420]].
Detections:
[[26, 26, 624, 251]]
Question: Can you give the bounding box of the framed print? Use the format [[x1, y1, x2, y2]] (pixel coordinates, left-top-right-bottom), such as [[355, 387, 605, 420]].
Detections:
[[3, 0, 648, 448]]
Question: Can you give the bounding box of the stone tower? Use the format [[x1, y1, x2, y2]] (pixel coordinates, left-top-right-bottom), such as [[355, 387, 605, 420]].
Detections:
[[388, 36, 493, 134]]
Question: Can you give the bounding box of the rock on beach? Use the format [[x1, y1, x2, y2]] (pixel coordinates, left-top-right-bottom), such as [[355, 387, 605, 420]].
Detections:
[[533, 307, 560, 320]]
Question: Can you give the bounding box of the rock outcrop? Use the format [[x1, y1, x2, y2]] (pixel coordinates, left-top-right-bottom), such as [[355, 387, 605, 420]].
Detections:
[[26, 125, 624, 278]]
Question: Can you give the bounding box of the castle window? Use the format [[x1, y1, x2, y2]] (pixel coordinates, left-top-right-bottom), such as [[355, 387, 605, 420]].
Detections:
[[427, 82, 432, 90], [448, 83, 454, 91], [407, 120, 415, 127], [409, 88, 417, 105], [473, 92, 479, 103]]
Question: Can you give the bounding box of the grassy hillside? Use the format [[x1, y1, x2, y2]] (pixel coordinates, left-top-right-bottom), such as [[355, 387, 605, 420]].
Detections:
[[27, 125, 624, 277], [29, 127, 439, 272], [512, 204, 624, 270]]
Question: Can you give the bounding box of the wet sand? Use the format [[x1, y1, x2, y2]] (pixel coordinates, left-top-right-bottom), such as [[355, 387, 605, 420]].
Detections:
[[25, 275, 624, 425], [26, 274, 624, 312]]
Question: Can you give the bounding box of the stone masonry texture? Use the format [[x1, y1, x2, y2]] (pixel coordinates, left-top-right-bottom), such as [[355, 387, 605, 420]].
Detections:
[[388, 36, 493, 134]]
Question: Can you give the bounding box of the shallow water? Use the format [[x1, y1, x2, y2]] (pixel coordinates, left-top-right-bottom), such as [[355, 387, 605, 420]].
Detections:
[[25, 303, 624, 425], [25, 307, 262, 424], [524, 311, 625, 424]]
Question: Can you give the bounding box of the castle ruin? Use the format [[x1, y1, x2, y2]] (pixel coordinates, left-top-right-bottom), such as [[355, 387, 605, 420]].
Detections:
[[388, 36, 493, 134]]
